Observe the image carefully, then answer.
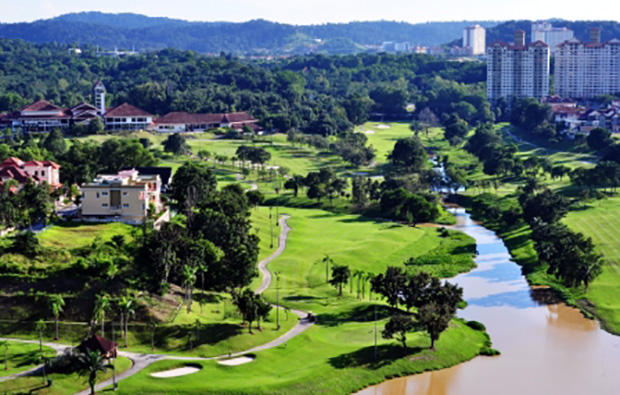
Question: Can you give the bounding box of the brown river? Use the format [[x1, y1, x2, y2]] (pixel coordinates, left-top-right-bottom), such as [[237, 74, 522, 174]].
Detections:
[[358, 208, 620, 395]]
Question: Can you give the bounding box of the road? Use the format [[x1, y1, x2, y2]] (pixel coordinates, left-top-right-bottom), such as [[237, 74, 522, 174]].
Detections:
[[1, 215, 315, 394]]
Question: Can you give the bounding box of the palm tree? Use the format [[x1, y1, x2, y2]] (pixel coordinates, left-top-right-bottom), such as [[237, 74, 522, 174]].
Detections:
[[76, 350, 112, 395], [353, 270, 364, 299], [118, 296, 136, 348], [182, 264, 198, 313], [35, 319, 46, 352], [94, 293, 110, 338], [47, 295, 65, 340]]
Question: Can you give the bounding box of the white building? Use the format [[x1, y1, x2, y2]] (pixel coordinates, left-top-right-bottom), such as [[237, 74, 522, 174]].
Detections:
[[80, 169, 163, 224], [531, 21, 574, 53], [487, 31, 550, 102], [463, 25, 486, 56], [555, 29, 620, 99]]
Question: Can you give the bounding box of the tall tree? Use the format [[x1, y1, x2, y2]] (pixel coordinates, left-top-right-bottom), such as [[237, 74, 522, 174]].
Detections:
[[382, 315, 415, 352], [76, 350, 112, 395], [329, 265, 350, 296], [47, 295, 64, 340]]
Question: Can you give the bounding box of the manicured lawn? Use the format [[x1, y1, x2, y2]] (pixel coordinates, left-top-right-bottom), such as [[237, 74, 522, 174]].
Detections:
[[114, 320, 487, 395], [564, 196, 620, 332], [256, 207, 474, 314], [0, 356, 131, 394], [357, 122, 414, 165], [0, 341, 56, 377], [38, 222, 135, 249]]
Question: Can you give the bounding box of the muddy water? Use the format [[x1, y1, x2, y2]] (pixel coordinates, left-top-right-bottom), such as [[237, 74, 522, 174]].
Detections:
[[358, 208, 620, 395]]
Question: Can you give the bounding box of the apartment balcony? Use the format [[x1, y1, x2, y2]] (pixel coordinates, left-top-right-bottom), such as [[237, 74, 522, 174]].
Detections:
[[110, 205, 123, 213]]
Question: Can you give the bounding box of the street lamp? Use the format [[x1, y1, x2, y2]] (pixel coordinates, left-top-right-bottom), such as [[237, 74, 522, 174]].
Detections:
[[276, 206, 279, 227], [275, 271, 281, 331], [112, 322, 117, 391], [270, 206, 274, 249]]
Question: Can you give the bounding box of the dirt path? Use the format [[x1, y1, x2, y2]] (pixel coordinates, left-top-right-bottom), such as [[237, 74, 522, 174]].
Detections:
[[0, 215, 312, 394]]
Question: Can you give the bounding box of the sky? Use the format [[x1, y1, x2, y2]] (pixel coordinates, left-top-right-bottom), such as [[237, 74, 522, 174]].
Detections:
[[0, 0, 618, 24]]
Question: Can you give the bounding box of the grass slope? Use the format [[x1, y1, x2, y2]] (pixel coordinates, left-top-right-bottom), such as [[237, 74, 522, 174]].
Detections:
[[0, 356, 131, 394], [0, 341, 56, 377]]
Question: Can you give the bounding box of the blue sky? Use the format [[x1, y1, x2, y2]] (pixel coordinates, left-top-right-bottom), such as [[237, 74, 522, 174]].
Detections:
[[0, 0, 616, 24]]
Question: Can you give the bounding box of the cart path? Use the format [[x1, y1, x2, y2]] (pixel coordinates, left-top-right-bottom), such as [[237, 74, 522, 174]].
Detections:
[[2, 215, 315, 394]]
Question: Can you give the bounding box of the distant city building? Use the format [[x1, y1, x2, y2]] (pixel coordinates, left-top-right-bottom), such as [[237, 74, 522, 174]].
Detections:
[[555, 28, 620, 99], [381, 41, 410, 53], [486, 31, 550, 102], [463, 25, 486, 55], [531, 21, 574, 53]]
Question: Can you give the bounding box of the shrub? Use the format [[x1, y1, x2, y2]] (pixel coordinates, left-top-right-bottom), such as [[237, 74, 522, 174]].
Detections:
[[466, 320, 486, 331], [480, 347, 501, 356]]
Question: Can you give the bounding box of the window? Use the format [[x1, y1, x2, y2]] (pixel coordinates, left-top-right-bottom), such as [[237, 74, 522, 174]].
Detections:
[[123, 203, 129, 208], [102, 203, 109, 207], [102, 192, 109, 196], [96, 192, 100, 199], [41, 171, 45, 176], [122, 192, 128, 196]]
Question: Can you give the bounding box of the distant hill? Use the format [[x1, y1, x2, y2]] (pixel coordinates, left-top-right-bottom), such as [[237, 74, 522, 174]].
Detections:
[[0, 12, 498, 54]]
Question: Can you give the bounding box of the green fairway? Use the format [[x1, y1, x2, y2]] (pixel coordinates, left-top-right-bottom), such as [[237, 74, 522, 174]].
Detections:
[[0, 356, 131, 394], [0, 341, 56, 377], [38, 222, 135, 249], [254, 207, 474, 314], [564, 196, 620, 332], [114, 320, 487, 395], [356, 122, 413, 165]]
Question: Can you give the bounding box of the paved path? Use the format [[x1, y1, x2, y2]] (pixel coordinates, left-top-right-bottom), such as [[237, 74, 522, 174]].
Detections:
[[0, 338, 72, 383], [2, 215, 313, 394], [77, 214, 313, 394]]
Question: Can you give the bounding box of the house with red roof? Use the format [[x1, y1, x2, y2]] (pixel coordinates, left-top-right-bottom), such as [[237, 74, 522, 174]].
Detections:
[[0, 157, 61, 189], [151, 111, 260, 133]]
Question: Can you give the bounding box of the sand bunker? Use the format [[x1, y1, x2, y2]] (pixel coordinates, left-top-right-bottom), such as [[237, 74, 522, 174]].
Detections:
[[376, 124, 391, 129], [363, 130, 376, 134], [217, 356, 255, 366], [151, 366, 201, 378]]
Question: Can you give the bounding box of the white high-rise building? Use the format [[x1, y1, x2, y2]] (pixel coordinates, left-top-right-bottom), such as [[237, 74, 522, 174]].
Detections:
[[487, 31, 550, 102], [556, 29, 620, 99], [531, 21, 574, 53], [463, 25, 486, 56]]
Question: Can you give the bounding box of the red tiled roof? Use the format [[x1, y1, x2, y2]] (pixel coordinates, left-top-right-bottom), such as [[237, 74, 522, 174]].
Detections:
[[154, 111, 257, 125], [1, 157, 24, 168], [19, 100, 63, 112], [78, 335, 118, 355], [0, 166, 31, 184], [105, 103, 152, 118]]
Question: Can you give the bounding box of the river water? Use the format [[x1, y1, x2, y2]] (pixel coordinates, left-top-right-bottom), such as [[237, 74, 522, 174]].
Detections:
[[358, 208, 620, 395]]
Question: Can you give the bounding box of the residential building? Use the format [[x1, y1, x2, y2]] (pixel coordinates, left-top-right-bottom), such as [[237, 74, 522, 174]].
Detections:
[[381, 42, 410, 53], [463, 25, 486, 56], [531, 21, 574, 53], [151, 111, 260, 133], [80, 169, 164, 224], [0, 157, 61, 189], [555, 29, 620, 99], [487, 31, 550, 103]]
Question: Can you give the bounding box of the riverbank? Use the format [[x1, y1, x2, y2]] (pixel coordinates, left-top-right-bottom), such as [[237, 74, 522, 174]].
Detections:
[[455, 193, 614, 333], [113, 319, 489, 394], [359, 207, 620, 395]]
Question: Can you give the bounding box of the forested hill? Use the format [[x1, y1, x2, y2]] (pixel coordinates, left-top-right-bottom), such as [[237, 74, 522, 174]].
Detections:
[[455, 20, 620, 45], [0, 12, 497, 54]]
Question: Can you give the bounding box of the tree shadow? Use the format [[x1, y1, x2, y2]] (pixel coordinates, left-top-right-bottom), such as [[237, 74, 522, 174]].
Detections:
[[329, 344, 425, 369], [317, 304, 395, 327], [283, 295, 323, 302], [193, 293, 223, 305]]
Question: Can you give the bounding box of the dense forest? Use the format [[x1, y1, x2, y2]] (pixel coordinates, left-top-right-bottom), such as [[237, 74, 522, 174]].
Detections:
[[0, 12, 497, 54], [0, 38, 489, 134]]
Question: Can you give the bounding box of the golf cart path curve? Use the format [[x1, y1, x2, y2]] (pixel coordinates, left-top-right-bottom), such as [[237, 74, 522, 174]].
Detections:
[[74, 214, 313, 394], [0, 338, 71, 383]]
